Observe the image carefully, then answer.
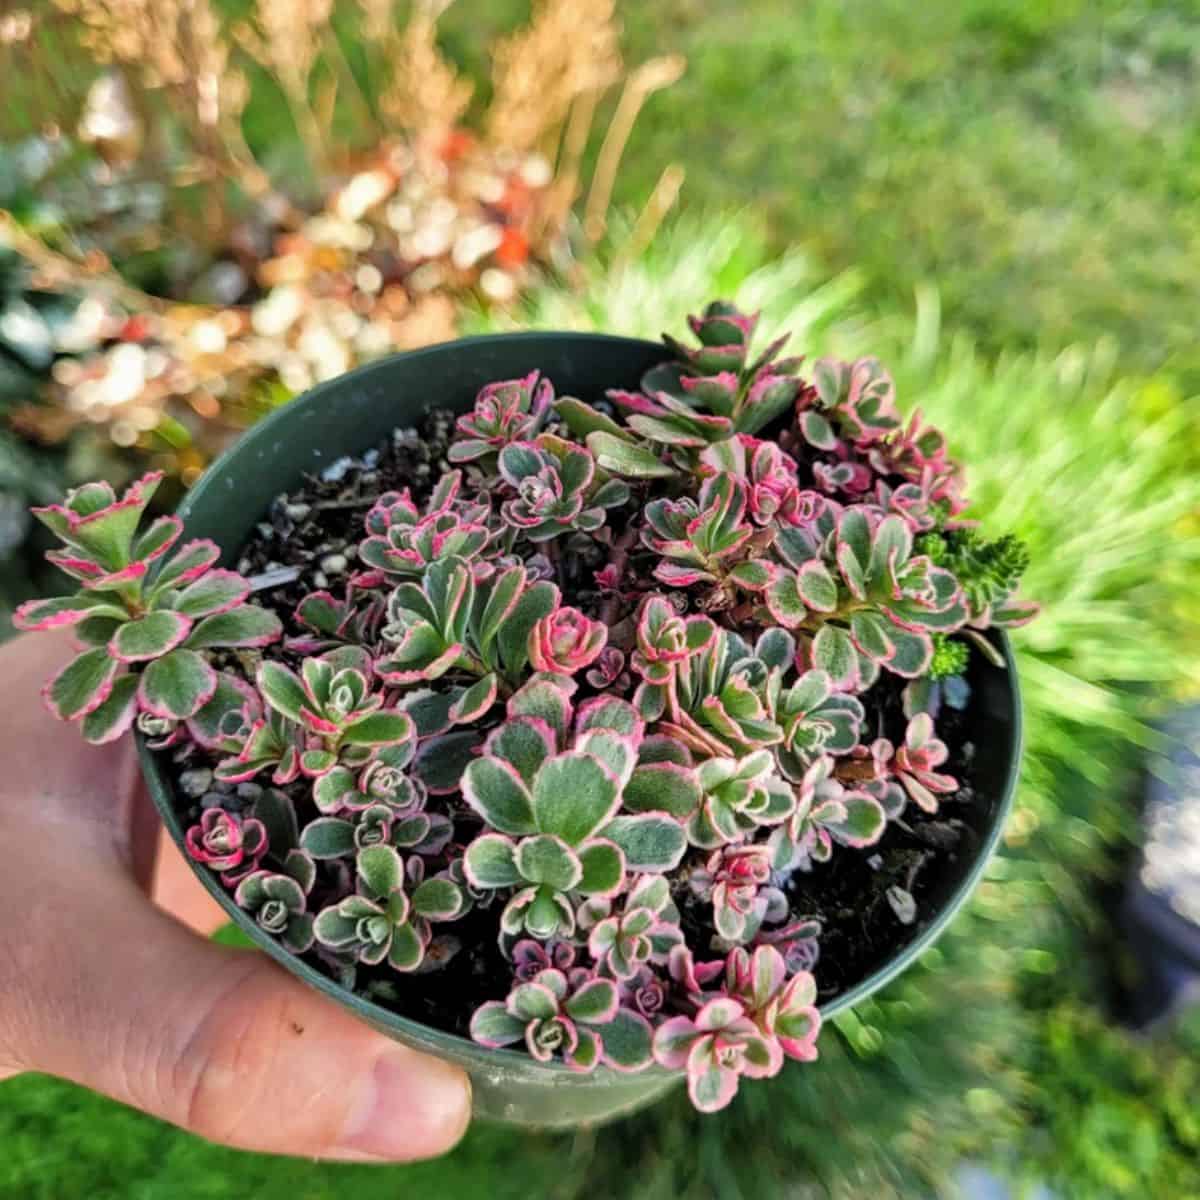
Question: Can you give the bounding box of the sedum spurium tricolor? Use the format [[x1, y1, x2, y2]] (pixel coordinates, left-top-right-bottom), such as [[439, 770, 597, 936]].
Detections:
[[18, 301, 1036, 1114]]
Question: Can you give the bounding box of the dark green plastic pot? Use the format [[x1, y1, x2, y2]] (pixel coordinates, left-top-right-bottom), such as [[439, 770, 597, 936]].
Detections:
[[141, 332, 1023, 1129]]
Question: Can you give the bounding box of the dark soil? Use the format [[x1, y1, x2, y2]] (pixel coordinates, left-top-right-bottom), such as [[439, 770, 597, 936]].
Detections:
[[162, 407, 996, 1028]]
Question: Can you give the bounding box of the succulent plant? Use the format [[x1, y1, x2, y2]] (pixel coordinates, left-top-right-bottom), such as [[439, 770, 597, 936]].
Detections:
[[769, 755, 888, 871], [686, 750, 794, 849], [601, 302, 803, 461], [376, 554, 558, 692], [184, 809, 268, 885], [313, 845, 465, 973], [887, 713, 959, 813], [767, 510, 970, 688], [526, 606, 607, 675], [469, 967, 619, 1072], [498, 439, 627, 541], [582, 875, 683, 979], [724, 944, 822, 1064], [358, 472, 491, 580], [689, 844, 786, 944], [447, 372, 554, 468], [16, 298, 1038, 1117], [234, 858, 316, 954], [653, 995, 783, 1112], [13, 471, 281, 740]]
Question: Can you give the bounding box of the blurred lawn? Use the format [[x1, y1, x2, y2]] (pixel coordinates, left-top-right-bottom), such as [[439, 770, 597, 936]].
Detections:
[[5, 2, 1200, 1198]]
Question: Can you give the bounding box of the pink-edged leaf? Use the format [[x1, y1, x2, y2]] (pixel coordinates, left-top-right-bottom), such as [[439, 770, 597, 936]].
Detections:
[[44, 647, 120, 721], [728, 558, 777, 592], [694, 996, 745, 1032], [531, 752, 620, 847], [623, 762, 701, 818], [153, 539, 221, 591], [469, 1001, 525, 1049], [687, 1058, 740, 1114], [448, 673, 498, 725], [109, 610, 193, 663], [137, 649, 218, 720], [652, 1015, 700, 1069], [257, 660, 307, 722], [765, 572, 807, 629], [131, 514, 183, 564], [185, 605, 282, 649], [600, 813, 687, 872], [795, 561, 839, 612], [565, 1026, 603, 1073], [811, 624, 859, 689], [172, 569, 250, 618], [463, 833, 522, 889], [80, 674, 139, 744], [576, 838, 626, 897], [462, 755, 537, 836], [564, 978, 619, 1025], [14, 593, 128, 632], [601, 1008, 655, 1073]]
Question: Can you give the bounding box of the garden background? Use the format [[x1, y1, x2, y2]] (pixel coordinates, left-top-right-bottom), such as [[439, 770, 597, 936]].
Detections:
[[2, 1, 1199, 1197]]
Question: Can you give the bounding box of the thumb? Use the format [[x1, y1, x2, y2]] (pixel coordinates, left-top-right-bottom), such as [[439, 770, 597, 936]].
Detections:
[[4, 856, 471, 1160]]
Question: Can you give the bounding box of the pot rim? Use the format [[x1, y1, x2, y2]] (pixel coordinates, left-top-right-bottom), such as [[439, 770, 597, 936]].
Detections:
[[143, 330, 1024, 1082]]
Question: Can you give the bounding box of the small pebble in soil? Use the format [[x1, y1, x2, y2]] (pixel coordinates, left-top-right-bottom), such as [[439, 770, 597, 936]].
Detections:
[[179, 768, 214, 798], [887, 886, 918, 925]]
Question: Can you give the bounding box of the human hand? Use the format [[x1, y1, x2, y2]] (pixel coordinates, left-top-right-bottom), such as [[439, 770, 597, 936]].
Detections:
[[0, 632, 471, 1160]]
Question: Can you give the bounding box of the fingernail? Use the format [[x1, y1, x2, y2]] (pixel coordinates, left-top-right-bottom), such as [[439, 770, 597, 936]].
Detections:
[[336, 1046, 471, 1161]]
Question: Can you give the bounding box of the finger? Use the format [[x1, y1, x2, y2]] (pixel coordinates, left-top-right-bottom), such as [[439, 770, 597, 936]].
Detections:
[[4, 855, 471, 1161]]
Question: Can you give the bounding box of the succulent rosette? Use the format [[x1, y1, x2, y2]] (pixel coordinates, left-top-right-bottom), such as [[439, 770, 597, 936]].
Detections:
[[18, 300, 1036, 1115]]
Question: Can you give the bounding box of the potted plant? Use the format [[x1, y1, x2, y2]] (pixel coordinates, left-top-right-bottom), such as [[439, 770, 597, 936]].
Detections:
[[13, 303, 1035, 1128]]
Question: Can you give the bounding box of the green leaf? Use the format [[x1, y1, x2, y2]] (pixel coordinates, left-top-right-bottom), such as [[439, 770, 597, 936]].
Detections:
[[470, 1002, 524, 1047], [487, 717, 554, 785], [765, 572, 808, 629], [186, 605, 282, 649], [387, 922, 425, 971], [602, 1008, 654, 1071], [253, 789, 299, 855], [110, 610, 192, 662], [412, 730, 482, 792], [172, 570, 249, 618], [300, 817, 356, 859], [577, 839, 625, 896], [477, 567, 525, 653], [531, 752, 619, 846], [357, 844, 403, 898], [601, 814, 687, 872], [448, 673, 498, 725], [728, 559, 776, 591], [812, 624, 858, 689], [514, 834, 582, 891], [462, 756, 537, 835], [463, 834, 522, 888], [795, 562, 839, 612], [497, 581, 559, 675], [341, 710, 413, 746], [411, 878, 464, 920], [258, 661, 307, 722], [138, 649, 217, 719], [80, 674, 139, 744], [586, 431, 677, 479], [555, 397, 632, 442], [46, 647, 121, 721], [624, 763, 701, 817], [564, 978, 618, 1024]]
